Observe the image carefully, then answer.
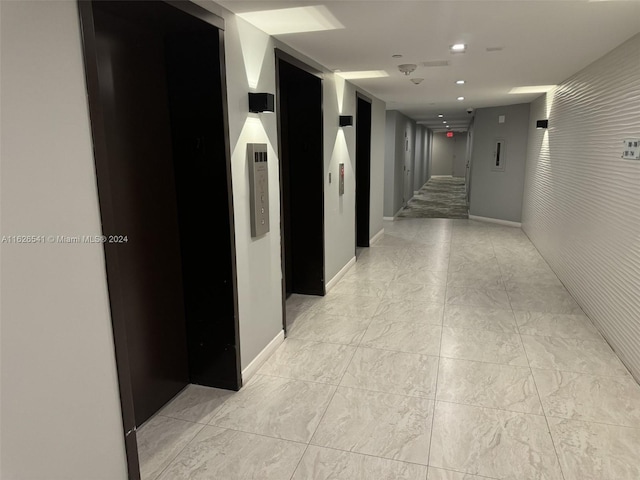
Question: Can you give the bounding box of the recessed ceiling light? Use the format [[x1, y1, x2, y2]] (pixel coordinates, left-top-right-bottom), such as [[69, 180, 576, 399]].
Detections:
[[336, 70, 389, 79], [509, 85, 556, 94], [457, 96, 465, 101], [442, 121, 447, 123], [392, 54, 403, 58], [455, 80, 465, 85], [438, 114, 444, 118], [450, 43, 466, 53], [237, 6, 344, 35]]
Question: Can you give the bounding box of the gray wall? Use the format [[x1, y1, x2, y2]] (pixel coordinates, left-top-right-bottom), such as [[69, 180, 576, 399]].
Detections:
[[453, 135, 468, 177], [413, 125, 426, 192], [523, 34, 640, 381], [431, 132, 454, 175], [1, 2, 128, 477], [469, 103, 530, 222], [383, 110, 416, 217]]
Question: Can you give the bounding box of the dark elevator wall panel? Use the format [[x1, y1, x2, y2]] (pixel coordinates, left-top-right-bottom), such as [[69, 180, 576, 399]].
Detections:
[[278, 59, 325, 296], [164, 32, 240, 389], [93, 7, 189, 426], [356, 96, 372, 247]]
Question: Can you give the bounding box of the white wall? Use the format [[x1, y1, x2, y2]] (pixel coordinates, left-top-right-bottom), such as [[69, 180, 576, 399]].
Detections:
[[522, 34, 640, 381], [222, 12, 284, 372], [0, 2, 128, 478], [469, 103, 530, 222], [431, 132, 454, 176], [452, 135, 468, 177]]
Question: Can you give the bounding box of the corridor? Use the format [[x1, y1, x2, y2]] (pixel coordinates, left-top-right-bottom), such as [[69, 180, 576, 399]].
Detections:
[[137, 218, 640, 480]]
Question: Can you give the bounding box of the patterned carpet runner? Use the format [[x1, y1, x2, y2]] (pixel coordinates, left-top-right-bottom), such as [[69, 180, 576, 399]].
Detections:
[[398, 176, 469, 219]]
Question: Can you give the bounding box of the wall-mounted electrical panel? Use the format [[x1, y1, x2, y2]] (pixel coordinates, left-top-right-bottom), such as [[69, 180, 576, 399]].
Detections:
[[339, 163, 345, 195], [247, 143, 270, 237], [622, 138, 640, 160]]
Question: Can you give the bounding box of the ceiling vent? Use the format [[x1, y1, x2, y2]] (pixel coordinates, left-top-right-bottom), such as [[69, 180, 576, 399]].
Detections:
[[421, 60, 449, 67]]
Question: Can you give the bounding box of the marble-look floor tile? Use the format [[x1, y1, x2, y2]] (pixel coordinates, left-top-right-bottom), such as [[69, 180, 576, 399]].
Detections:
[[292, 445, 428, 480], [437, 358, 543, 414], [344, 263, 398, 281], [315, 293, 381, 318], [208, 375, 335, 443], [286, 307, 312, 334], [549, 417, 640, 480], [356, 248, 406, 269], [138, 415, 204, 480], [331, 278, 390, 298], [532, 369, 640, 427], [288, 311, 371, 345], [428, 467, 495, 479], [501, 270, 563, 289], [521, 335, 629, 377], [287, 293, 325, 311], [514, 311, 601, 341], [441, 327, 528, 366], [360, 321, 441, 355], [157, 426, 305, 480], [341, 347, 438, 398], [443, 305, 517, 333], [445, 287, 511, 309], [158, 384, 234, 424], [446, 271, 505, 290], [311, 387, 433, 465], [385, 283, 446, 304], [258, 339, 355, 385], [507, 284, 583, 314], [430, 401, 563, 479], [372, 298, 443, 326], [394, 268, 448, 286]]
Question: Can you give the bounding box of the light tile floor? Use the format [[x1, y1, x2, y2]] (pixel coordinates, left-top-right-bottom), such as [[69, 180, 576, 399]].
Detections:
[[138, 218, 640, 480]]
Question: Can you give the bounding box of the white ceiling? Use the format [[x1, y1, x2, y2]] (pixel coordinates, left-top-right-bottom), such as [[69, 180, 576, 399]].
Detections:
[[220, 0, 640, 132]]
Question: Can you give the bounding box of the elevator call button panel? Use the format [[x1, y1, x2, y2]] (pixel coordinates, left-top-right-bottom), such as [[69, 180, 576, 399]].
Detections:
[[248, 143, 270, 237]]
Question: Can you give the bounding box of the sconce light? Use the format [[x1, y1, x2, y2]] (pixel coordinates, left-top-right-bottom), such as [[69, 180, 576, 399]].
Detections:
[[536, 120, 549, 129], [248, 92, 275, 113], [339, 115, 353, 127]]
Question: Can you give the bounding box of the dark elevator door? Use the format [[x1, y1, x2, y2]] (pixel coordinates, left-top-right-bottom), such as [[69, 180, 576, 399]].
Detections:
[[91, 1, 239, 427], [356, 96, 372, 247], [94, 6, 189, 426], [277, 56, 324, 296]]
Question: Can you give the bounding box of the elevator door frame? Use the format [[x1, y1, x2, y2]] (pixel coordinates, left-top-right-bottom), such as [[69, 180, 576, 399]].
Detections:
[[78, 2, 238, 478]]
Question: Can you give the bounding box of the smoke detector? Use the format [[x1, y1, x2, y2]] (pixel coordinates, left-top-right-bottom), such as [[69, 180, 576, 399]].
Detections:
[[410, 78, 424, 85], [398, 64, 417, 76]]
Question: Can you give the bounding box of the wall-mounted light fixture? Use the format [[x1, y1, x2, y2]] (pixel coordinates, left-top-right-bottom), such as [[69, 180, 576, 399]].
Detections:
[[339, 115, 353, 127], [536, 120, 549, 129], [248, 92, 275, 113]]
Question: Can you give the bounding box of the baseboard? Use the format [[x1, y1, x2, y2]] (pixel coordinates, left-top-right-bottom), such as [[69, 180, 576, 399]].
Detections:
[[431, 175, 453, 178], [326, 256, 356, 292], [241, 330, 284, 384], [469, 215, 522, 228], [383, 216, 395, 221], [369, 228, 384, 245]]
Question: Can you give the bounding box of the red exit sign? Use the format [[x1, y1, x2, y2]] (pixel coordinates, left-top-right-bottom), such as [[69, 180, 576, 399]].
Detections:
[[446, 132, 454, 138]]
